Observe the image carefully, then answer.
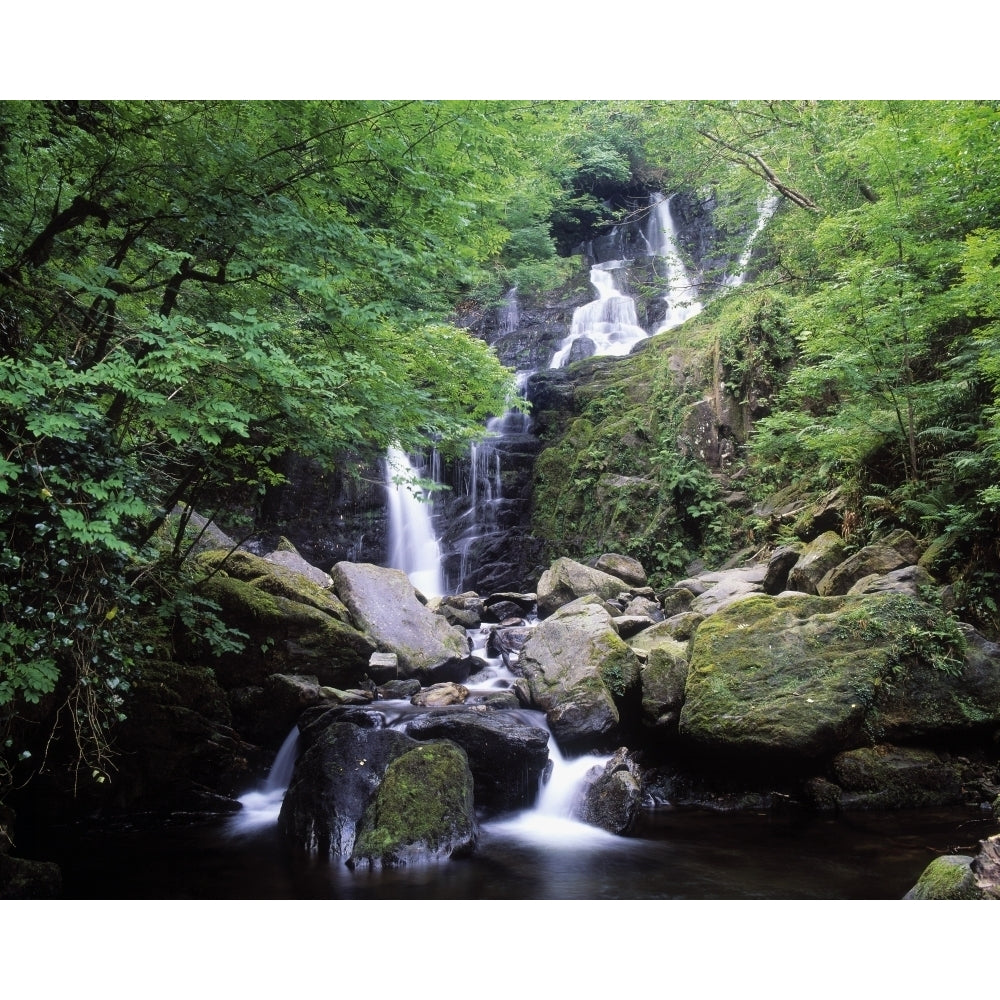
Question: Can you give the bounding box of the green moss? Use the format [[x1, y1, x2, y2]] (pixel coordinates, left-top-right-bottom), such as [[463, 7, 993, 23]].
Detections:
[[351, 742, 476, 863], [906, 855, 984, 900]]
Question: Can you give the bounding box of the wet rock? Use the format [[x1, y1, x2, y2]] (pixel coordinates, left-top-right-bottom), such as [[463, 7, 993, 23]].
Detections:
[[574, 748, 643, 835], [278, 723, 417, 857], [405, 708, 550, 813], [830, 745, 964, 809], [519, 595, 640, 752], [348, 741, 478, 869], [377, 678, 422, 700]]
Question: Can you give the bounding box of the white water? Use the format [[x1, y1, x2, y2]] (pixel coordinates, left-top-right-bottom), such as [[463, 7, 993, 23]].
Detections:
[[725, 192, 781, 289], [228, 726, 300, 833], [385, 446, 444, 598], [648, 193, 703, 334], [550, 263, 650, 368]]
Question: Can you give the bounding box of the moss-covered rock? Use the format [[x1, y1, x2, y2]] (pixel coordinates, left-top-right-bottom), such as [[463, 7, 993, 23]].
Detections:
[[629, 622, 691, 737], [519, 596, 640, 751], [817, 544, 909, 596], [192, 550, 376, 689], [348, 741, 478, 868], [903, 855, 985, 899], [786, 531, 847, 595]]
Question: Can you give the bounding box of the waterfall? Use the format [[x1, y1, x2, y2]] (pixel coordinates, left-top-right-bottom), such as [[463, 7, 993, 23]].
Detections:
[[550, 262, 650, 368], [228, 726, 300, 833], [385, 446, 444, 598], [725, 191, 780, 289], [648, 193, 703, 334], [498, 286, 520, 336]]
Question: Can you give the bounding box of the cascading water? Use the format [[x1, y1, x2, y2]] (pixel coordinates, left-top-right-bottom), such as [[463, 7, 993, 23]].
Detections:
[[550, 263, 650, 369], [384, 446, 444, 598], [228, 726, 301, 833], [724, 192, 781, 289], [647, 192, 703, 334]]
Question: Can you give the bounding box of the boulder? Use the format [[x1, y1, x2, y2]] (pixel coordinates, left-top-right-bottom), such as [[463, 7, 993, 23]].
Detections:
[[573, 748, 643, 835], [629, 626, 690, 737], [277, 722, 417, 857], [192, 550, 375, 688], [762, 542, 804, 595], [875, 623, 1000, 741], [972, 834, 1000, 899], [518, 596, 640, 752], [331, 562, 472, 684], [903, 855, 985, 899], [592, 553, 648, 588], [786, 531, 847, 595], [679, 593, 900, 761], [229, 672, 324, 746], [847, 564, 935, 597], [829, 745, 964, 809], [536, 557, 631, 618], [689, 566, 767, 616], [882, 529, 925, 564], [817, 544, 909, 596], [348, 741, 478, 868], [621, 595, 663, 621], [405, 708, 550, 813]]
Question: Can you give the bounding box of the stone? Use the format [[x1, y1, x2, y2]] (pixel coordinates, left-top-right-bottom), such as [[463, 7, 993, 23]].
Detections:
[[786, 531, 847, 595], [629, 627, 690, 736], [536, 557, 633, 618], [410, 683, 470, 708], [847, 564, 935, 597], [405, 708, 550, 814], [903, 855, 985, 899], [689, 566, 767, 615], [830, 745, 964, 809], [592, 553, 648, 587], [277, 722, 417, 857], [331, 562, 472, 684], [347, 741, 478, 868], [519, 596, 640, 752], [762, 542, 804, 595], [573, 748, 643, 835], [368, 651, 399, 683], [817, 544, 909, 596]]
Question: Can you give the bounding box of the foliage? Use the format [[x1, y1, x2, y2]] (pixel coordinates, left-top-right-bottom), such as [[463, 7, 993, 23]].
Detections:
[[0, 99, 549, 793]]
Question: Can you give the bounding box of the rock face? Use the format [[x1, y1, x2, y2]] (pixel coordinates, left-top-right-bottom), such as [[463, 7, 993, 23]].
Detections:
[[518, 596, 640, 752], [278, 722, 418, 857], [331, 562, 472, 683], [404, 708, 551, 814], [348, 741, 478, 869], [536, 557, 630, 618]]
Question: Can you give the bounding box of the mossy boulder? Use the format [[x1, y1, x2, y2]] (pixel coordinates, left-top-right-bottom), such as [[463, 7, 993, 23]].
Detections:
[[786, 531, 846, 595], [536, 557, 631, 618], [679, 593, 889, 761], [573, 748, 643, 835], [348, 741, 478, 868], [903, 855, 985, 899], [592, 552, 648, 587], [519, 596, 641, 752], [404, 708, 550, 814], [629, 622, 691, 737], [277, 722, 417, 857], [192, 550, 376, 689]]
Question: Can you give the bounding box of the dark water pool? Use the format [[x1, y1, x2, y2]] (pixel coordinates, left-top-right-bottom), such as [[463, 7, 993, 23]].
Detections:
[[24, 802, 996, 900]]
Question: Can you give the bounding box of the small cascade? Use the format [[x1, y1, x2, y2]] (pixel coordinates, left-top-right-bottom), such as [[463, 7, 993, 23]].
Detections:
[[550, 263, 650, 368], [724, 191, 780, 289], [498, 286, 520, 336], [228, 726, 300, 833], [385, 446, 444, 598], [648, 193, 703, 334]]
